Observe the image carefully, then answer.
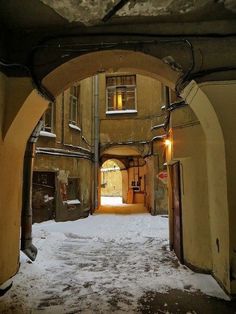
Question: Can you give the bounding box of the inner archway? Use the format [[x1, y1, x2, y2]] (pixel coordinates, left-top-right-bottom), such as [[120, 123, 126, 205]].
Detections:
[[100, 159, 123, 205]]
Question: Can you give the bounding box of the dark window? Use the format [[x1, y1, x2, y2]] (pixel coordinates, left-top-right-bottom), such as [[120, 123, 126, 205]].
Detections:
[[67, 177, 80, 200], [69, 84, 80, 125], [42, 102, 54, 133]]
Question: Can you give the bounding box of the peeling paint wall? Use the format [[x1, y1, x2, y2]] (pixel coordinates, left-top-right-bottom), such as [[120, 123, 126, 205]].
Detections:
[[33, 77, 93, 222], [39, 0, 233, 25]]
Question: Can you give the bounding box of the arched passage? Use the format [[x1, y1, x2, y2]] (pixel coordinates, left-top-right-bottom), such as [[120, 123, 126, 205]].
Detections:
[[0, 49, 235, 296], [42, 50, 179, 97], [100, 159, 125, 205], [100, 145, 148, 208], [181, 80, 236, 294]]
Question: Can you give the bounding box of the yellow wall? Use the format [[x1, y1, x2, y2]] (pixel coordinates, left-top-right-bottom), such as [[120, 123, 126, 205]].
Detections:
[[199, 82, 236, 293], [99, 73, 167, 212], [0, 75, 48, 285], [172, 123, 212, 271], [181, 81, 233, 293], [99, 74, 163, 144]]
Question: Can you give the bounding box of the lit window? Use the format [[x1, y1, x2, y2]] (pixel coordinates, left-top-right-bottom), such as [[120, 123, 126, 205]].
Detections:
[[106, 75, 137, 114], [42, 102, 54, 133], [69, 84, 80, 125]]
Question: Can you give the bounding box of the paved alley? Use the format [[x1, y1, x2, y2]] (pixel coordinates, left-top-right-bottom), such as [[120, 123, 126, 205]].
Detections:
[[0, 211, 235, 313]]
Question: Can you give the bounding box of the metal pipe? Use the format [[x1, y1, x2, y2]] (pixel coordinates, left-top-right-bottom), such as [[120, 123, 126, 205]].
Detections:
[[61, 92, 65, 144], [102, 0, 130, 22], [151, 123, 165, 131], [21, 120, 43, 261], [93, 75, 100, 210]]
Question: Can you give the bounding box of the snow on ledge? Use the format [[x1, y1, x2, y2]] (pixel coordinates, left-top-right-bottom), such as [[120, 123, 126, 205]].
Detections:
[[40, 131, 56, 138], [63, 199, 81, 205], [69, 123, 81, 132], [106, 110, 137, 115]]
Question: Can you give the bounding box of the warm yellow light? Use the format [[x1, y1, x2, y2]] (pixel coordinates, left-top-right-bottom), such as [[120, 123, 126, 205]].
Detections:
[[165, 139, 171, 146], [117, 93, 123, 110]]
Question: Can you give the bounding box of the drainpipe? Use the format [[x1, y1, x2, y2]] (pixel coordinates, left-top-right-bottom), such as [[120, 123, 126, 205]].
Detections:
[[93, 74, 99, 211], [61, 92, 65, 145], [21, 120, 43, 261]]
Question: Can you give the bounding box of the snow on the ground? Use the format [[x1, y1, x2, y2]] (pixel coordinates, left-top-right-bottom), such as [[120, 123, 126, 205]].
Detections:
[[0, 213, 229, 313], [101, 196, 123, 205]]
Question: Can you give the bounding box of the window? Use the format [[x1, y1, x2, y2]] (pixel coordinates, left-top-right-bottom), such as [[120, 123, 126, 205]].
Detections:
[[106, 75, 136, 114], [69, 84, 80, 126], [42, 102, 54, 133]]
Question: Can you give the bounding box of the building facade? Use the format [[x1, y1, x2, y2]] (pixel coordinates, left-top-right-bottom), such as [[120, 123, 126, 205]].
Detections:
[[33, 78, 94, 222], [33, 73, 169, 222]]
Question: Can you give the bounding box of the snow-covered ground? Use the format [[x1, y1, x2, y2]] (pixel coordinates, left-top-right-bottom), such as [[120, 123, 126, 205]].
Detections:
[[0, 213, 229, 313], [100, 196, 123, 205]]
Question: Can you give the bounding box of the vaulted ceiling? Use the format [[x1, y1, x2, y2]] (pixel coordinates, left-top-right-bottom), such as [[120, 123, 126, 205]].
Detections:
[[0, 0, 236, 97], [0, 0, 236, 33]]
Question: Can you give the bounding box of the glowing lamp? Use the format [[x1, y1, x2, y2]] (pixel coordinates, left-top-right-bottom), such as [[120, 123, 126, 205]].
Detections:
[[165, 139, 171, 146]]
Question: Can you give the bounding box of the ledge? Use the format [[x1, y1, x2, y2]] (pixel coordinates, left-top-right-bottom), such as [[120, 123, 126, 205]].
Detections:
[[63, 199, 81, 205], [69, 123, 81, 132], [39, 131, 56, 138], [106, 109, 137, 115]]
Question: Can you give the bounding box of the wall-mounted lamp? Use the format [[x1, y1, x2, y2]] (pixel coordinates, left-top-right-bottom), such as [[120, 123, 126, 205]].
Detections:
[[164, 139, 171, 146]]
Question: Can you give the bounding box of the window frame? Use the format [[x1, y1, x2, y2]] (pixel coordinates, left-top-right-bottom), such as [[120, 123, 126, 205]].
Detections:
[[41, 102, 54, 134], [106, 75, 137, 115], [69, 84, 80, 127]]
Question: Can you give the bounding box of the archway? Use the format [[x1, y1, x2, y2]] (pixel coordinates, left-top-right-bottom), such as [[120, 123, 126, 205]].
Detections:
[[0, 49, 234, 296], [100, 159, 124, 205]]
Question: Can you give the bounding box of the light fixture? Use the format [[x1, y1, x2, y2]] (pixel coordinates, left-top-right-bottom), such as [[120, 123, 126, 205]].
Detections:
[[164, 139, 171, 146]]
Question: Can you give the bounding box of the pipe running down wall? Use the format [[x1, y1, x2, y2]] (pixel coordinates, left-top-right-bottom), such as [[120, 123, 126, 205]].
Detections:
[[21, 121, 43, 261], [93, 75, 100, 210]]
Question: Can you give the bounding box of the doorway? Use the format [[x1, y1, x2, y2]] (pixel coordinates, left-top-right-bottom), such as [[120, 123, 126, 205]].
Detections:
[[169, 161, 184, 263], [100, 159, 123, 205]]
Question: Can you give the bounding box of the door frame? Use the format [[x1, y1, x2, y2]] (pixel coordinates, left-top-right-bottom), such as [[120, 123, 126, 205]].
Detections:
[[168, 160, 184, 263]]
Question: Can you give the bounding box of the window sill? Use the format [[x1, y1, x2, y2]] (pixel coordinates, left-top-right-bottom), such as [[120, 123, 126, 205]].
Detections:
[[63, 199, 81, 205], [106, 110, 137, 115], [39, 131, 56, 138], [69, 123, 81, 132]]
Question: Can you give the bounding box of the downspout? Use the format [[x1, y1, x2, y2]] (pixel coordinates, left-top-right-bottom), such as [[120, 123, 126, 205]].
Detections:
[[93, 74, 100, 211], [21, 120, 44, 261], [61, 92, 65, 145]]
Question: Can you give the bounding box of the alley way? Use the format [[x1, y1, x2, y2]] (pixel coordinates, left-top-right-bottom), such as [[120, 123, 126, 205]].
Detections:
[[0, 211, 235, 313]]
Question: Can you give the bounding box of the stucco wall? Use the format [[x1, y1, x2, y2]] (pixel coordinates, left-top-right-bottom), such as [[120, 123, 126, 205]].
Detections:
[[172, 123, 212, 271], [0, 75, 48, 285], [199, 82, 236, 294], [182, 81, 233, 293], [99, 73, 163, 144], [34, 156, 92, 218], [34, 77, 94, 222]]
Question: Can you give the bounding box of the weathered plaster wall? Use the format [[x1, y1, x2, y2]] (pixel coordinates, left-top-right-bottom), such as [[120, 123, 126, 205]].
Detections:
[[99, 73, 167, 212], [34, 156, 92, 221], [39, 0, 236, 26], [34, 77, 94, 222], [99, 73, 163, 144]]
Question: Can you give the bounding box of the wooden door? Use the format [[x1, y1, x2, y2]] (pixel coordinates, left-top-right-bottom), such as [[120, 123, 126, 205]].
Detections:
[[171, 162, 184, 263], [32, 171, 56, 223]]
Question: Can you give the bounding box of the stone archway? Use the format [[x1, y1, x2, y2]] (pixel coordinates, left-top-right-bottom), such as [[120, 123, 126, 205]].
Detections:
[[0, 49, 234, 296]]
